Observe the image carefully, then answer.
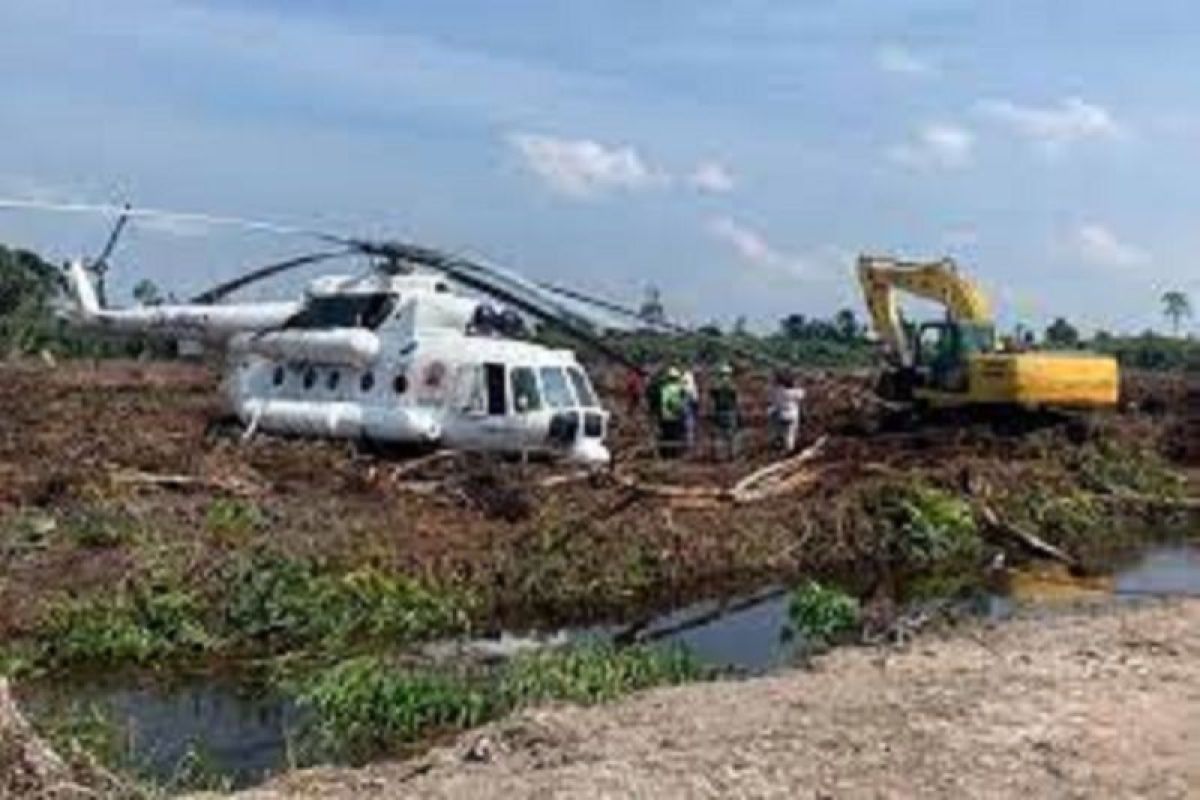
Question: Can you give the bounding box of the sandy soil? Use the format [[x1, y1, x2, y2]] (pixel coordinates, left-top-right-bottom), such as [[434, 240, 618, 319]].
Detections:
[[220, 600, 1200, 800]]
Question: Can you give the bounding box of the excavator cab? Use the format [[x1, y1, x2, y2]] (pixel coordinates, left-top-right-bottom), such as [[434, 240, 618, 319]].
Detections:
[[914, 320, 996, 394]]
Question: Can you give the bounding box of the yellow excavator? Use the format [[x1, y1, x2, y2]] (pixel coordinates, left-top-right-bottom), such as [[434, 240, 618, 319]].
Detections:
[[857, 254, 1119, 413]]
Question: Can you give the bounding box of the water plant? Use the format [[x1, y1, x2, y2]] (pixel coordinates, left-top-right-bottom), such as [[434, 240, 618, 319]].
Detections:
[[785, 581, 860, 644], [497, 642, 703, 708], [299, 657, 491, 761], [299, 643, 705, 762]]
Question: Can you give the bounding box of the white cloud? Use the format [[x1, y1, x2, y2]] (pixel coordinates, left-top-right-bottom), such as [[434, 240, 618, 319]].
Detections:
[[978, 97, 1121, 151], [1071, 223, 1149, 269], [876, 44, 936, 77], [888, 123, 974, 170], [508, 133, 667, 198], [688, 161, 736, 193], [707, 217, 839, 280]]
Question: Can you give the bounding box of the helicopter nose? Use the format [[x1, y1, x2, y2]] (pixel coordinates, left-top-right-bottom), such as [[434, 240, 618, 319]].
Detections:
[[568, 438, 610, 468]]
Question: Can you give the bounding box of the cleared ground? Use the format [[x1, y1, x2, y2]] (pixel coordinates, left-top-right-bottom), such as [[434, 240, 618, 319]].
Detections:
[[223, 599, 1200, 800]]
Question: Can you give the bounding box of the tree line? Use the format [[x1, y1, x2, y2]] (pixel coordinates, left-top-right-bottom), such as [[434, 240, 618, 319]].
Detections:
[[0, 245, 1195, 372]]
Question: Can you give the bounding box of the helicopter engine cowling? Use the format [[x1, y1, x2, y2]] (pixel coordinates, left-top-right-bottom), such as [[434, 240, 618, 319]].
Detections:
[[236, 329, 381, 369]]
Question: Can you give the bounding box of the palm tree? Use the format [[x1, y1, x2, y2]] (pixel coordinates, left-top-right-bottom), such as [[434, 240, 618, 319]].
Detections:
[[1161, 291, 1192, 336]]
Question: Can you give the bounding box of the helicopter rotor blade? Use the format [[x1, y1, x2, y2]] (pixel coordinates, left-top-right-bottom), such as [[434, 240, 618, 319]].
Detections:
[[343, 239, 639, 368], [190, 249, 352, 304], [0, 197, 336, 241], [536, 280, 797, 371]]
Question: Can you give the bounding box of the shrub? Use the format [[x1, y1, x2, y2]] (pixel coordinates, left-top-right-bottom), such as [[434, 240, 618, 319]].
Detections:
[[882, 484, 981, 569], [786, 581, 860, 643]]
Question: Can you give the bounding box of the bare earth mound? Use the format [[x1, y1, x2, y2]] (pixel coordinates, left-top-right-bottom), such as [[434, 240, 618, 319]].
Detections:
[[220, 600, 1200, 800]]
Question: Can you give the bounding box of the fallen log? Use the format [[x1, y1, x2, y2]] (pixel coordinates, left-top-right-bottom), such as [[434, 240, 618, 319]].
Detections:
[[977, 505, 1079, 569], [109, 469, 261, 497], [731, 437, 828, 498]]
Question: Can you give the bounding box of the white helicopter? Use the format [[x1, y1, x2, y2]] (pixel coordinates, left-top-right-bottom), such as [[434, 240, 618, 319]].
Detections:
[[8, 201, 625, 467]]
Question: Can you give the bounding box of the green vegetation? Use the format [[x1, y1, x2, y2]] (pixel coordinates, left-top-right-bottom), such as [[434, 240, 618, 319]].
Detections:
[[38, 586, 213, 668], [0, 244, 170, 358], [497, 642, 702, 707], [204, 498, 267, 543], [220, 555, 470, 650], [869, 483, 982, 571], [785, 582, 860, 644], [25, 554, 469, 672], [300, 657, 491, 760], [300, 643, 704, 762]]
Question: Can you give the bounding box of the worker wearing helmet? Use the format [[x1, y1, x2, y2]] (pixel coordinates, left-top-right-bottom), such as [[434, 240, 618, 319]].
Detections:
[[657, 366, 688, 457]]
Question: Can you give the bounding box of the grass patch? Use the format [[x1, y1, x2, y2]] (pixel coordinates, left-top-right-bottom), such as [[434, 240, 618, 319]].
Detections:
[[204, 498, 266, 544], [62, 506, 140, 549]]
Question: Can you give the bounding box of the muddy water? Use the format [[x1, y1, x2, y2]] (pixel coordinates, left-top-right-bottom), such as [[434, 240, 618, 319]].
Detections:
[[23, 542, 1200, 789]]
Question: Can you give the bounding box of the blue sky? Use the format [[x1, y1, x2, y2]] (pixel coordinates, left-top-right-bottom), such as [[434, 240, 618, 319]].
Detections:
[[0, 0, 1197, 334]]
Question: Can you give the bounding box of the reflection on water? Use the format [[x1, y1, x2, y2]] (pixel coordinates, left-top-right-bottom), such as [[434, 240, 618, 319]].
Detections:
[[24, 679, 301, 790], [1115, 545, 1200, 597]]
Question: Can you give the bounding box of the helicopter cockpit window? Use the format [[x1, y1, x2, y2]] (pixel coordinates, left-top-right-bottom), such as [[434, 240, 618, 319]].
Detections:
[[510, 367, 541, 413], [285, 293, 397, 330], [539, 367, 575, 409], [566, 368, 599, 409]]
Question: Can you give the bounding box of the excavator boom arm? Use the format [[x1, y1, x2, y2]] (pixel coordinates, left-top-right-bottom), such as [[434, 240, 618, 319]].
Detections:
[[856, 254, 993, 366]]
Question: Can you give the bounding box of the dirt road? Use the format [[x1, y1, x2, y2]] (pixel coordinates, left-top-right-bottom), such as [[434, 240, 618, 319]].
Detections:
[[222, 600, 1199, 800]]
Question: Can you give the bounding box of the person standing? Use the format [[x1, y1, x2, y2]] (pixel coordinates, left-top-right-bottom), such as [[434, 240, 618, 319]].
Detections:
[[624, 367, 646, 416], [681, 366, 700, 453], [657, 366, 688, 457], [769, 371, 806, 454], [708, 363, 740, 460]]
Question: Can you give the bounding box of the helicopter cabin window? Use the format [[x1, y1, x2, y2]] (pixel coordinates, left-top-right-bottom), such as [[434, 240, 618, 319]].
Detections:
[[510, 367, 541, 413], [360, 371, 375, 393], [484, 363, 507, 415], [285, 293, 396, 330], [327, 371, 340, 391], [303, 368, 317, 390], [539, 367, 575, 409], [272, 366, 285, 387], [393, 373, 409, 395], [566, 368, 599, 408]]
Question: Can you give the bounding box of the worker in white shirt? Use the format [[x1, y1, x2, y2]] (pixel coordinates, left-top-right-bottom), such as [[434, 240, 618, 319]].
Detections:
[[768, 371, 806, 454], [681, 367, 700, 453]]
